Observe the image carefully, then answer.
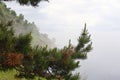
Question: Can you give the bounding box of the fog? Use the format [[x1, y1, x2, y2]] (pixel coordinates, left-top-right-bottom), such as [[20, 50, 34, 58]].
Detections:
[[5, 0, 120, 80], [75, 31, 120, 80]]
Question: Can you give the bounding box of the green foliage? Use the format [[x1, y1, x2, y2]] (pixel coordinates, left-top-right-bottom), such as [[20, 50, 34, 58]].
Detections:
[[33, 46, 50, 74], [1, 0, 49, 6], [10, 10, 16, 16], [15, 33, 32, 54], [19, 14, 24, 20], [0, 23, 15, 52], [0, 23, 32, 53], [73, 23, 93, 59], [16, 45, 80, 79], [17, 0, 49, 6], [64, 73, 80, 80], [0, 69, 46, 80]]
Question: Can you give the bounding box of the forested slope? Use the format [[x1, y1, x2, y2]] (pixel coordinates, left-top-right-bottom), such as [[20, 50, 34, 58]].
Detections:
[[0, 2, 55, 48]]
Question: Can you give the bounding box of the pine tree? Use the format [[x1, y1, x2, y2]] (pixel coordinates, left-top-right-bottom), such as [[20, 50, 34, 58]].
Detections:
[[0, 23, 92, 80], [0, 1, 93, 79], [15, 33, 32, 54], [0, 23, 32, 69], [0, 23, 15, 52], [1, 0, 49, 6], [73, 23, 93, 59]]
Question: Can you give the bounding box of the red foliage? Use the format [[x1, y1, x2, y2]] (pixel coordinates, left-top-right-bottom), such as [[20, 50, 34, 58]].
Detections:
[[62, 47, 74, 64], [57, 75, 63, 80], [3, 53, 24, 67]]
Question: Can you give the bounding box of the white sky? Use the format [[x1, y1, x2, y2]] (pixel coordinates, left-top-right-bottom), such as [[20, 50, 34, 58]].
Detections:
[[5, 0, 120, 80]]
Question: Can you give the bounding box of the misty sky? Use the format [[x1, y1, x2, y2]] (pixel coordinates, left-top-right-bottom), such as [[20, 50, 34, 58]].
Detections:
[[5, 0, 120, 80]]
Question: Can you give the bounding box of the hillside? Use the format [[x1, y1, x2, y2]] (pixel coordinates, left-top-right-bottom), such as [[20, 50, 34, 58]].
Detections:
[[0, 2, 55, 48]]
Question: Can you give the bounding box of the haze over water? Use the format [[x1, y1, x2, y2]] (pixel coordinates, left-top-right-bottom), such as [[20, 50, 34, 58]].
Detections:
[[6, 0, 120, 80]]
